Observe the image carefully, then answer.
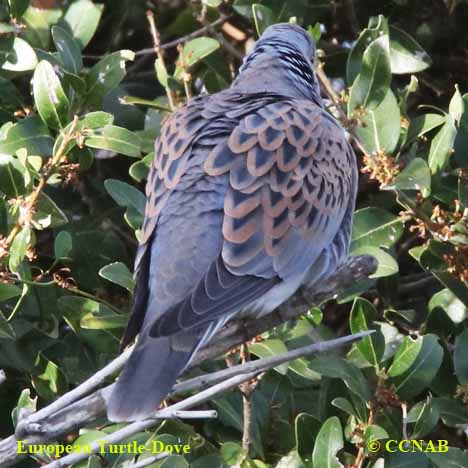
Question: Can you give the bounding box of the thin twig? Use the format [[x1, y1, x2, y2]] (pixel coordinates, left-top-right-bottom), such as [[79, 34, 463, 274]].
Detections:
[[146, 10, 175, 110], [2, 116, 79, 252], [316, 65, 368, 156], [41, 372, 262, 468], [136, 15, 231, 56], [239, 344, 254, 455], [402, 402, 408, 440]]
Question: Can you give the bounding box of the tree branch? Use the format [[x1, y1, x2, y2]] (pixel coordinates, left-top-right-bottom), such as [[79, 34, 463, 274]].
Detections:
[[135, 15, 231, 56], [0, 254, 377, 468]]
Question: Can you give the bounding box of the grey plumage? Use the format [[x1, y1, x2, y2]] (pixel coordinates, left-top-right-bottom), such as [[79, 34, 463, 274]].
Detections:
[[107, 23, 358, 422]]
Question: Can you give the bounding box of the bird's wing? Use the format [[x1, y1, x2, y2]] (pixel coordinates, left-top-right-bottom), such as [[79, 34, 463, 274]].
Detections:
[[149, 98, 356, 338], [121, 96, 211, 349]]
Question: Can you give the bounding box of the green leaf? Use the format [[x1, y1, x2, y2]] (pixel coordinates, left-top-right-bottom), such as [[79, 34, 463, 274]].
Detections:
[[58, 295, 125, 332], [332, 397, 360, 418], [406, 113, 445, 144], [312, 416, 344, 468], [21, 7, 61, 50], [52, 25, 83, 74], [348, 35, 391, 113], [0, 309, 15, 339], [84, 125, 141, 157], [11, 389, 36, 427], [252, 4, 274, 36], [202, 0, 222, 7], [31, 193, 68, 229], [249, 339, 289, 374], [80, 312, 127, 330], [157, 456, 189, 468], [33, 60, 70, 130], [389, 26, 431, 74], [64, 0, 103, 49], [351, 207, 404, 251], [104, 178, 146, 214], [9, 226, 30, 273], [410, 399, 440, 438], [420, 241, 468, 308], [54, 231, 73, 259], [399, 75, 418, 115], [221, 442, 246, 466], [0, 283, 22, 302], [120, 95, 172, 112], [354, 89, 401, 154], [52, 111, 114, 158], [295, 413, 320, 461], [449, 85, 464, 123], [393, 158, 431, 191], [432, 397, 468, 427], [154, 56, 170, 89], [32, 353, 67, 400], [8, 0, 30, 20], [385, 450, 429, 467], [459, 176, 468, 208], [85, 50, 135, 107], [276, 451, 307, 468], [427, 447, 468, 468], [307, 23, 322, 43], [349, 298, 385, 367], [387, 336, 423, 377], [429, 288, 467, 324], [454, 328, 468, 385], [129, 152, 152, 182], [1, 37, 37, 72], [428, 115, 457, 175], [351, 246, 399, 278], [99, 262, 134, 292], [392, 334, 443, 399], [174, 37, 220, 79], [288, 357, 321, 380], [347, 15, 389, 84], [0, 154, 26, 197], [0, 199, 7, 235], [364, 424, 389, 443], [309, 356, 371, 402]]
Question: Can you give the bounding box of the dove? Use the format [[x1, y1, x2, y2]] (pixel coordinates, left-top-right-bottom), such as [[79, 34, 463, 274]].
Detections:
[[107, 23, 357, 421]]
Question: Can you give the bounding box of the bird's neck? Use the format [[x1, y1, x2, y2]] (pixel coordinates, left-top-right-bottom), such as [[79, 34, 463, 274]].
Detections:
[[232, 53, 322, 106]]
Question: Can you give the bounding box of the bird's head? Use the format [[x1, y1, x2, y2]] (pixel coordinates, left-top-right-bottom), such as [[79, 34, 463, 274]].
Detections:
[[235, 23, 321, 103], [258, 23, 317, 65]]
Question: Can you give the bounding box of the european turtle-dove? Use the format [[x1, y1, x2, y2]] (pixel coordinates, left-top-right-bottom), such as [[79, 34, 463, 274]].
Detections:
[[107, 23, 358, 421]]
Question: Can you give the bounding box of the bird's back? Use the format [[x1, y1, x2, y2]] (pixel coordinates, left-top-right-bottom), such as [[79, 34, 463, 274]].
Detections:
[[107, 23, 357, 422]]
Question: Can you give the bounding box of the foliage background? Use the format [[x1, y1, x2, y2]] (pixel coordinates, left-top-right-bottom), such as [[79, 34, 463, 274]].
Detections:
[[0, 0, 467, 467]]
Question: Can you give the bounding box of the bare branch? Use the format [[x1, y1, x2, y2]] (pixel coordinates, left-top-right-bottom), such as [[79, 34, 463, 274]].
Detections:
[[47, 332, 373, 468], [136, 15, 231, 56], [0, 255, 377, 468], [14, 347, 133, 439], [146, 10, 176, 110], [41, 371, 266, 468], [316, 66, 369, 156]]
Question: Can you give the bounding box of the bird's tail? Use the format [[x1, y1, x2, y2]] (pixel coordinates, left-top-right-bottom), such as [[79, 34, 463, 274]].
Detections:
[[106, 327, 204, 422]]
